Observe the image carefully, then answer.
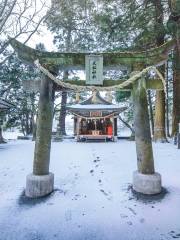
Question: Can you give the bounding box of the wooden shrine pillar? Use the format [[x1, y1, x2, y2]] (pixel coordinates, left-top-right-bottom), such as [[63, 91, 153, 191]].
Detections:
[[26, 73, 55, 198], [132, 75, 162, 195], [76, 117, 81, 141], [74, 117, 77, 136], [112, 117, 117, 141], [114, 118, 118, 137]]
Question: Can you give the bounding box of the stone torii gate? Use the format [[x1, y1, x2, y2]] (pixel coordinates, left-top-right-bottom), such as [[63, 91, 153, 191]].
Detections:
[[10, 38, 175, 198]]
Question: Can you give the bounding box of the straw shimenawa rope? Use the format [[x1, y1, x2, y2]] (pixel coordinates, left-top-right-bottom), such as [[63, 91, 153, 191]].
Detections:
[[34, 60, 166, 92]]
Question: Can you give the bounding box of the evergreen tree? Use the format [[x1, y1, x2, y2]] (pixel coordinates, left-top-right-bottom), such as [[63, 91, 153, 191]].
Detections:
[[167, 0, 180, 137], [0, 55, 38, 137], [46, 0, 97, 136]]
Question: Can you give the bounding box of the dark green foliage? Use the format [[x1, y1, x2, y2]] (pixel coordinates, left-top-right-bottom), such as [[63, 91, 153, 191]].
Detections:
[[116, 91, 131, 102], [0, 54, 39, 136], [46, 0, 96, 51]]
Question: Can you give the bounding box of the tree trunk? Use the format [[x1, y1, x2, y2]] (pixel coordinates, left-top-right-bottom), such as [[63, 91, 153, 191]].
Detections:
[[153, 0, 167, 142], [166, 62, 170, 137], [33, 73, 55, 175], [118, 115, 135, 140], [20, 117, 26, 136], [172, 46, 180, 137], [58, 90, 67, 136], [154, 90, 167, 142], [0, 126, 6, 143], [25, 112, 30, 135], [147, 90, 154, 136], [132, 79, 155, 174], [56, 26, 72, 137], [58, 71, 68, 136]]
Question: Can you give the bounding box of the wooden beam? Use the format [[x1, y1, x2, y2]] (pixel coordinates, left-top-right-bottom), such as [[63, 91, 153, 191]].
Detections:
[[10, 38, 175, 68]]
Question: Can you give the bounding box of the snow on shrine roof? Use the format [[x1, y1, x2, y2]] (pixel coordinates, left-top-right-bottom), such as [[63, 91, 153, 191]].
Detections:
[[67, 104, 126, 111], [67, 92, 126, 112], [80, 92, 111, 105]]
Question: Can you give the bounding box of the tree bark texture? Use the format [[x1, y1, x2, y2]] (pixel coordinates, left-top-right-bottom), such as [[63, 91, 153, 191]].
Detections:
[[33, 74, 55, 175], [58, 90, 67, 136], [147, 90, 154, 136], [58, 71, 68, 136], [178, 133, 180, 149], [153, 90, 167, 142], [172, 46, 180, 136], [153, 0, 167, 142], [165, 62, 170, 137], [0, 127, 5, 143]]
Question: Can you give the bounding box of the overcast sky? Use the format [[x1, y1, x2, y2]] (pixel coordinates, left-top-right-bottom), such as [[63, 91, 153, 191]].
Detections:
[[28, 27, 56, 51], [17, 0, 55, 52]]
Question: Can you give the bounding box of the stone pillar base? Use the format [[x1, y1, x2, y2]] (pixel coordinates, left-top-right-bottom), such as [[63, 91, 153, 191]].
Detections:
[[25, 173, 54, 198], [133, 171, 162, 195]]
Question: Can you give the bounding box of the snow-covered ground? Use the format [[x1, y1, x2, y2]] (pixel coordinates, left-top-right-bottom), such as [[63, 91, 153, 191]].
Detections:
[[0, 139, 180, 240], [2, 130, 24, 140]]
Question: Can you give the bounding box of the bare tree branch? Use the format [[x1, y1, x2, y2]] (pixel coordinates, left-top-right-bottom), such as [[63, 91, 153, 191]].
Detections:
[[0, 0, 17, 32], [0, 0, 50, 65]]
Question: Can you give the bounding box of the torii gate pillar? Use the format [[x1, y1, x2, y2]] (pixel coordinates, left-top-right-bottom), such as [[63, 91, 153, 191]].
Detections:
[[25, 73, 55, 198], [132, 76, 162, 194]]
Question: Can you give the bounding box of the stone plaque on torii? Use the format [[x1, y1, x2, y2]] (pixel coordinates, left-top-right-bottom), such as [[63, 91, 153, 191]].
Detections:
[[85, 55, 103, 85]]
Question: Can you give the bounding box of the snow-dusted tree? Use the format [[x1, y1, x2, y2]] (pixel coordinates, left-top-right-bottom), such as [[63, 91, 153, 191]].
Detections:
[[0, 0, 49, 142], [0, 54, 39, 137], [167, 0, 180, 137], [0, 0, 49, 65], [46, 0, 96, 136]]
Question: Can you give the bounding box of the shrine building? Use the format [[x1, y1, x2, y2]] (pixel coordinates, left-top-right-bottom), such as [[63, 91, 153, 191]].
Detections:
[[67, 92, 126, 141]]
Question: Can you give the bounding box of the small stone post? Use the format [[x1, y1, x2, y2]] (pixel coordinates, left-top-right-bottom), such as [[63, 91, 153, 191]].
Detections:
[[132, 76, 162, 195], [75, 92, 80, 103], [105, 91, 113, 103], [26, 73, 55, 198]]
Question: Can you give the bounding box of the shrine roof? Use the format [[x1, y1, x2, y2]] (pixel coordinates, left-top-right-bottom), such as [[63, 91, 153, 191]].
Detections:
[[80, 92, 111, 105], [67, 92, 126, 113], [67, 104, 126, 112], [67, 104, 122, 110]]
